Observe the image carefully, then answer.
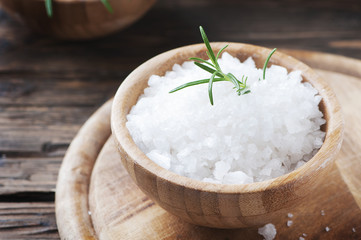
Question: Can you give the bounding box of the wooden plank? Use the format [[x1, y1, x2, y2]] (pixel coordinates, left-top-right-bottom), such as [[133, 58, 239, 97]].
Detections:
[[0, 107, 90, 152], [0, 202, 59, 239], [0, 156, 61, 194], [0, 77, 118, 152], [0, 77, 119, 107]]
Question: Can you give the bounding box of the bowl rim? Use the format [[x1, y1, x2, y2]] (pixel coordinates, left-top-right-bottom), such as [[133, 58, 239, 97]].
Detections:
[[111, 42, 344, 194]]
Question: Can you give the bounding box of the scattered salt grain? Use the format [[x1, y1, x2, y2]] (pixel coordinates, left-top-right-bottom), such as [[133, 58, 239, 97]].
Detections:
[[287, 220, 293, 227], [303, 233, 307, 237], [127, 53, 325, 183], [287, 213, 293, 218], [88, 211, 92, 215], [352, 227, 356, 232], [321, 210, 325, 216], [299, 237, 305, 240], [258, 223, 277, 240], [325, 226, 331, 232]]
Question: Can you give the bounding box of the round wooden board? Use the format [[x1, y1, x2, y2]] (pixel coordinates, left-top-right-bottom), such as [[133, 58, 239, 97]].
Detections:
[[56, 50, 361, 240]]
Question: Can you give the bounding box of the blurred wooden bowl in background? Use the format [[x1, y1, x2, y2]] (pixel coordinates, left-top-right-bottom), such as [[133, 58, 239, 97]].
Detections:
[[0, 0, 156, 40]]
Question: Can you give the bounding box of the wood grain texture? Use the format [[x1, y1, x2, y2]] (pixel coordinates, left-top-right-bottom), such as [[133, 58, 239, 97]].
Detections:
[[2, 0, 361, 238], [55, 100, 112, 240], [0, 155, 60, 194], [0, 0, 156, 40], [0, 76, 119, 153], [57, 51, 361, 239], [281, 49, 361, 79], [0, 202, 58, 239], [111, 43, 343, 228]]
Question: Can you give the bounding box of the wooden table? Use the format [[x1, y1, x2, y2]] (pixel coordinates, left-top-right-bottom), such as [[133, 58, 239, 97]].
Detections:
[[1, 0, 361, 239]]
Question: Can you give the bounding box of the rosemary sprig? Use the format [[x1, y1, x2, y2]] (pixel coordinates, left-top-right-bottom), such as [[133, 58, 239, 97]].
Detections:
[[262, 48, 277, 80], [169, 27, 277, 105], [169, 26, 249, 105], [44, 0, 113, 18]]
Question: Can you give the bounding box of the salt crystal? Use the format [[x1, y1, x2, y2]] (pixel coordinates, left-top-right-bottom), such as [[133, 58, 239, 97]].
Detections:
[[295, 160, 306, 169], [213, 161, 231, 180], [299, 237, 305, 240], [146, 150, 171, 170], [303, 233, 307, 237], [88, 211, 92, 215], [325, 226, 331, 232], [287, 220, 293, 227], [352, 227, 356, 232], [127, 52, 325, 183], [321, 210, 325, 216], [258, 223, 277, 240], [287, 213, 293, 218], [223, 171, 253, 184]]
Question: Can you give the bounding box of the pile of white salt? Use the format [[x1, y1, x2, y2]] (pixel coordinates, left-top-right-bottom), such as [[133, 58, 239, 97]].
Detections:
[[126, 52, 325, 184]]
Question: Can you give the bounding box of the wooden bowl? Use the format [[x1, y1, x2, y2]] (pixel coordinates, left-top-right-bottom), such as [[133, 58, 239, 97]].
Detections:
[[111, 43, 344, 228], [0, 0, 156, 40]]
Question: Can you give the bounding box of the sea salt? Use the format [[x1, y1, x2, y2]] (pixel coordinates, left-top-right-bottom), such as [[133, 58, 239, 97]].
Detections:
[[288, 213, 293, 218], [126, 52, 325, 183], [258, 223, 277, 240], [287, 220, 293, 227], [325, 226, 331, 232], [299, 237, 305, 240], [352, 228, 356, 232], [321, 210, 325, 216]]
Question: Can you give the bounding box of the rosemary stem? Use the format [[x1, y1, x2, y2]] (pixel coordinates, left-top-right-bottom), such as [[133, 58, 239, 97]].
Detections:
[[262, 48, 277, 80]]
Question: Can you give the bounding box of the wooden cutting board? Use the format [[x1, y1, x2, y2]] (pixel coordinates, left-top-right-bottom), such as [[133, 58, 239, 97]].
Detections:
[[56, 50, 361, 240]]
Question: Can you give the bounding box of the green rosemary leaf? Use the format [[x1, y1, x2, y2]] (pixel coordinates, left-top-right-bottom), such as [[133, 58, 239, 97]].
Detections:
[[45, 0, 53, 18], [216, 45, 228, 61], [227, 73, 241, 90], [206, 51, 215, 66], [169, 78, 225, 93], [208, 72, 218, 105], [199, 26, 218, 68], [243, 76, 248, 85], [194, 62, 223, 78], [189, 57, 215, 68], [101, 0, 114, 13], [262, 48, 277, 80]]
